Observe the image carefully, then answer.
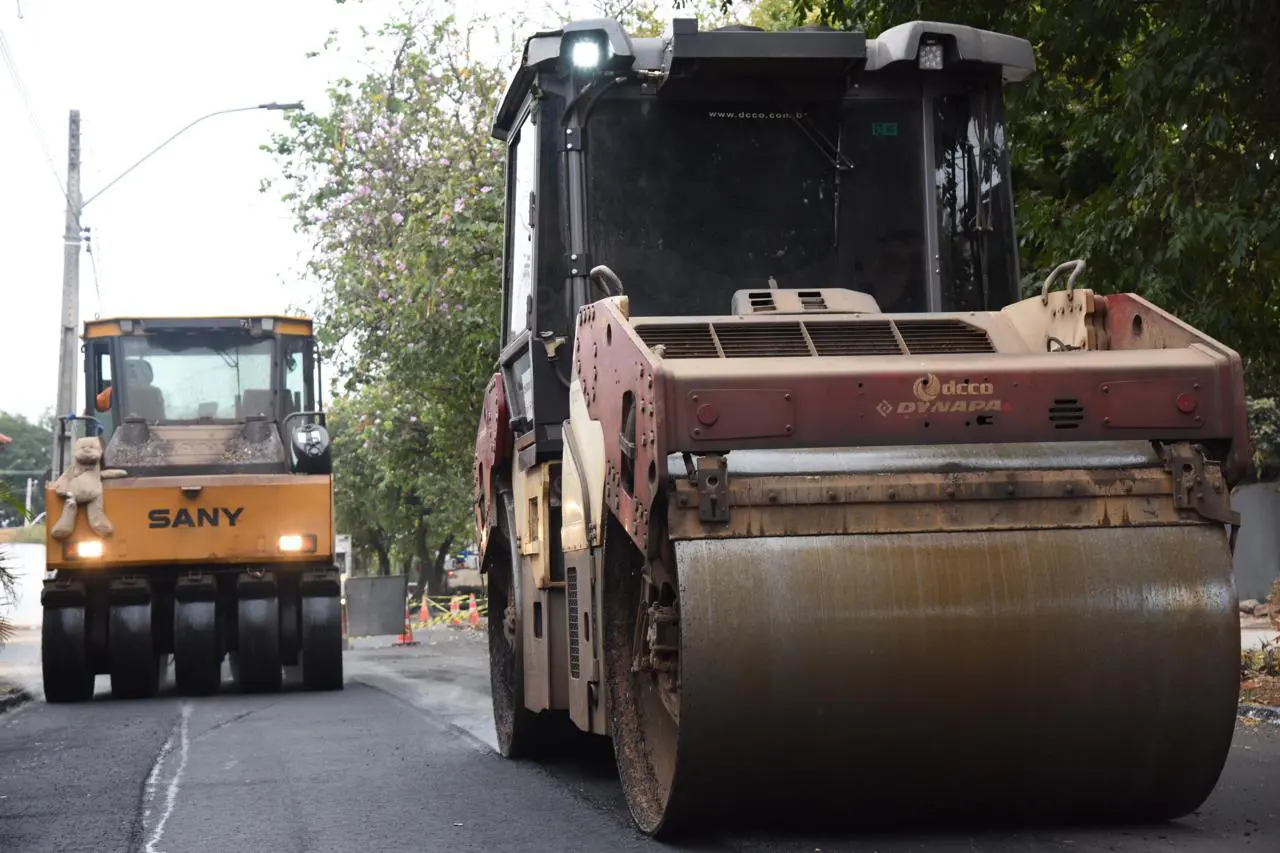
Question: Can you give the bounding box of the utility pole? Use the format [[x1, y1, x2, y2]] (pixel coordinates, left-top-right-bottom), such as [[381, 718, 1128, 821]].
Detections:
[[42, 102, 300, 479], [52, 110, 82, 479]]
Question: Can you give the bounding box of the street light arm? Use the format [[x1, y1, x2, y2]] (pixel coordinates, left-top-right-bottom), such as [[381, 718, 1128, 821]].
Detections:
[[80, 102, 303, 209]]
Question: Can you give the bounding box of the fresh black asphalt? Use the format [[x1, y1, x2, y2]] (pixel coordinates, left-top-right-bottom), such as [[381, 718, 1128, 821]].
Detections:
[[1, 628, 1276, 852]]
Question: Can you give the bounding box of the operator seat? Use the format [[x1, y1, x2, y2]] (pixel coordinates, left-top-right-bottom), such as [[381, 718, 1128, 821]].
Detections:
[[122, 359, 165, 421], [239, 389, 274, 420]]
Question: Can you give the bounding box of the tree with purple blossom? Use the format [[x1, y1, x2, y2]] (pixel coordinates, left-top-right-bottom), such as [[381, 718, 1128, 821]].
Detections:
[[262, 0, 765, 586]]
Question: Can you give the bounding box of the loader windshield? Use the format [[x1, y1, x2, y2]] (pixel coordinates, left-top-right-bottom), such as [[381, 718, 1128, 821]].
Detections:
[[585, 96, 928, 316], [116, 333, 276, 423]]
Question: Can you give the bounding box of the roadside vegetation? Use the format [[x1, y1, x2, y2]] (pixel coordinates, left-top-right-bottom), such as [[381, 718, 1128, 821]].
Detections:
[[0, 479, 28, 648]]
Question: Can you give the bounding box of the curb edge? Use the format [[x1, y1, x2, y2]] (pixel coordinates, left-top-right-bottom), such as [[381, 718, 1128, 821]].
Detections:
[[0, 689, 33, 714]]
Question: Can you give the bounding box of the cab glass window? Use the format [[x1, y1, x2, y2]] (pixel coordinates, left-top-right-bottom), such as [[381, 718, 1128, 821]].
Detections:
[[283, 337, 312, 415], [504, 112, 538, 341]]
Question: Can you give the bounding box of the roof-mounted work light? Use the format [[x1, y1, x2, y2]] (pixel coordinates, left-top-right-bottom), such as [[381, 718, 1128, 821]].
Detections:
[[555, 20, 634, 76], [918, 38, 944, 70], [569, 35, 606, 69]]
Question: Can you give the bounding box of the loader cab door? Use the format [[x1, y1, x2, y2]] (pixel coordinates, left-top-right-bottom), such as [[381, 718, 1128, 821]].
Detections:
[[281, 335, 317, 418], [85, 338, 117, 441]]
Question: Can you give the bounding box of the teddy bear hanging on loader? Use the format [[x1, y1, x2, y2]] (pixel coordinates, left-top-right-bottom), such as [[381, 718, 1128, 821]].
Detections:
[[49, 436, 129, 540]]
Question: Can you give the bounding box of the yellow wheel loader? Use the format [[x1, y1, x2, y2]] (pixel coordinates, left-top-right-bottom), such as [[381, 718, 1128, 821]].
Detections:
[[473, 17, 1249, 838], [42, 315, 343, 700]]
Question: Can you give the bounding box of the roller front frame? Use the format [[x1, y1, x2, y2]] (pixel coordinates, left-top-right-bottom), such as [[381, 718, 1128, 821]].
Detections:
[[529, 295, 1247, 834]]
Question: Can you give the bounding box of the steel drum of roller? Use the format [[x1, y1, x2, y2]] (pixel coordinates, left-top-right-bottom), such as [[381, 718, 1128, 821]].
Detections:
[[603, 444, 1242, 837]]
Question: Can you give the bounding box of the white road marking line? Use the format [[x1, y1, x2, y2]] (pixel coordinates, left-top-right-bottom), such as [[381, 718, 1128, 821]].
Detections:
[[144, 702, 192, 853]]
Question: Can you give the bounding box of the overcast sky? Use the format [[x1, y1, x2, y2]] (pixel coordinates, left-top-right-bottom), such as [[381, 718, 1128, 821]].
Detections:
[[0, 0, 660, 425]]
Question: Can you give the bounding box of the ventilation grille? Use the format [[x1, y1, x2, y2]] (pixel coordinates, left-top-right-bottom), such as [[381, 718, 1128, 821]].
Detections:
[[633, 318, 995, 359], [631, 323, 719, 358], [744, 291, 777, 312], [1049, 398, 1084, 429], [797, 290, 827, 310], [895, 319, 995, 354], [806, 321, 902, 356], [567, 565, 581, 679], [714, 323, 811, 358]]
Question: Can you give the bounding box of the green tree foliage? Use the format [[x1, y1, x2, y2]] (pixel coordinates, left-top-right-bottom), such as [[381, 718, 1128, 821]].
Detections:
[[0, 410, 52, 526], [265, 10, 512, 589], [265, 2, 771, 584], [0, 479, 30, 646]]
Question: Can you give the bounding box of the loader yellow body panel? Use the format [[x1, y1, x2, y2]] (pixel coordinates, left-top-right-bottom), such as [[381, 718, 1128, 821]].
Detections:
[[44, 475, 334, 570]]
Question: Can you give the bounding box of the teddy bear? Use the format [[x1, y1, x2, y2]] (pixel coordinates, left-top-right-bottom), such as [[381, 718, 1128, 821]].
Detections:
[[49, 436, 129, 541]]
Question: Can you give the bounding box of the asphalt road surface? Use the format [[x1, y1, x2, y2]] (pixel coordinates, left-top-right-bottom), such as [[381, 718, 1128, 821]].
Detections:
[[1, 626, 1277, 853]]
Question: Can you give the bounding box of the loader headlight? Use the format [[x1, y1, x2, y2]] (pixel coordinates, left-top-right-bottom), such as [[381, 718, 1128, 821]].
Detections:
[[278, 534, 318, 553], [72, 540, 104, 559]]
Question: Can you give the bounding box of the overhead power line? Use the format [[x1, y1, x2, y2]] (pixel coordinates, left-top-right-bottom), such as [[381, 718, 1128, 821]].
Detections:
[[0, 25, 71, 207]]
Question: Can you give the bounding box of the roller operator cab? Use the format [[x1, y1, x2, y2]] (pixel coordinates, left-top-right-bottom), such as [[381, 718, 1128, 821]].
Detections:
[[474, 17, 1250, 839], [42, 315, 344, 702]]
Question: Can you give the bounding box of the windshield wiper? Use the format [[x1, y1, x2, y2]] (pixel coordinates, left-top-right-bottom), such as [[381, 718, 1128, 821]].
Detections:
[[791, 115, 854, 172], [792, 115, 853, 248]]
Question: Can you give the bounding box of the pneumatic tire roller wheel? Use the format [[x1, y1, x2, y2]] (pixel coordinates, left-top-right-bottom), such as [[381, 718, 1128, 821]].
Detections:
[[232, 596, 283, 694], [173, 599, 222, 696], [42, 606, 95, 703], [603, 523, 1240, 838], [108, 601, 167, 700], [300, 594, 344, 691]]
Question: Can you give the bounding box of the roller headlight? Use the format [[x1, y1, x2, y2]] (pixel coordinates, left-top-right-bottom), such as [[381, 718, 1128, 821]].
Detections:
[[278, 534, 318, 553], [72, 540, 104, 559]]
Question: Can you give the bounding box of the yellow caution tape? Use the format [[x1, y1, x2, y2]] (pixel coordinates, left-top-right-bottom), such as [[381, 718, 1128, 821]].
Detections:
[[410, 595, 488, 628]]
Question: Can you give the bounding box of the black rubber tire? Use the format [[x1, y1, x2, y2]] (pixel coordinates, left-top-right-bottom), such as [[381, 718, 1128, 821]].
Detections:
[[42, 606, 95, 703], [233, 597, 282, 693], [300, 595, 344, 691], [279, 586, 300, 667], [173, 600, 222, 696], [108, 602, 164, 700]]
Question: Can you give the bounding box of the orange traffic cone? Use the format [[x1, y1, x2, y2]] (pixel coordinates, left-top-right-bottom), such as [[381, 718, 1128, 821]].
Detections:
[[468, 593, 480, 628], [450, 595, 461, 626], [395, 605, 417, 646], [418, 601, 429, 624]]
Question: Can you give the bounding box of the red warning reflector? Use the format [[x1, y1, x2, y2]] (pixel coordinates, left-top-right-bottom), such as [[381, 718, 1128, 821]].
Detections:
[[1176, 393, 1197, 414]]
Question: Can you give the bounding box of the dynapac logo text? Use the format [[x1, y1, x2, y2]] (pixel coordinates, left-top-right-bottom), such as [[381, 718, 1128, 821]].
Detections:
[[149, 507, 244, 529]]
